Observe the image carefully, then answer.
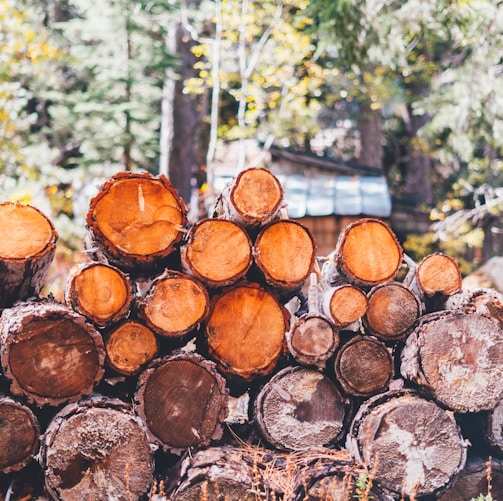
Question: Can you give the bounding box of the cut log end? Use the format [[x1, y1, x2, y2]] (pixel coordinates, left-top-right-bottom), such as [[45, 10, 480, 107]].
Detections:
[[322, 284, 368, 326], [417, 252, 463, 296]]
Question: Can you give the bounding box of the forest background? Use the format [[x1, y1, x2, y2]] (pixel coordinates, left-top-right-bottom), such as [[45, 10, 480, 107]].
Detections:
[[1, 0, 502, 296]]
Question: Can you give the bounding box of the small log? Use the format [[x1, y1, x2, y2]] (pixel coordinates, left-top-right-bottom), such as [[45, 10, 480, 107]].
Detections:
[[180, 217, 252, 288], [104, 320, 159, 376], [204, 283, 289, 383], [0, 201, 58, 309], [346, 389, 467, 498], [320, 284, 368, 328], [134, 352, 228, 453], [334, 335, 394, 398], [0, 394, 40, 474], [212, 167, 284, 228], [286, 313, 339, 369], [400, 309, 503, 412], [416, 252, 463, 297], [363, 281, 421, 342], [39, 396, 154, 501], [326, 218, 403, 287], [137, 269, 210, 341], [252, 219, 316, 291], [253, 366, 351, 451], [0, 300, 105, 407], [65, 261, 134, 328], [85, 171, 187, 275]]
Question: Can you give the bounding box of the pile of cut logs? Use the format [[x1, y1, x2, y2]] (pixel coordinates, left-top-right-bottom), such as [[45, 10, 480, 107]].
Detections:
[[0, 169, 502, 501]]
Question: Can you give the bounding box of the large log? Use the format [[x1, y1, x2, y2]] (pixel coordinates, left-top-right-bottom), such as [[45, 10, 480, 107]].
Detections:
[[346, 389, 467, 498], [204, 282, 289, 384], [134, 352, 228, 453], [0, 201, 58, 309], [400, 309, 503, 413], [85, 171, 187, 275], [0, 300, 105, 407], [253, 366, 351, 451], [180, 217, 252, 287], [65, 261, 134, 328], [0, 394, 40, 474], [39, 396, 154, 501]]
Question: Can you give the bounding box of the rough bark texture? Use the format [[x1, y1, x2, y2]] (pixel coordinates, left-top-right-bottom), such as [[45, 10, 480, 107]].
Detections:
[[40, 396, 154, 501], [416, 252, 463, 297], [320, 284, 368, 327], [254, 366, 351, 451], [65, 261, 133, 328], [346, 389, 467, 498], [135, 353, 228, 453], [0, 300, 105, 407], [85, 171, 187, 275], [0, 202, 58, 309], [400, 310, 503, 412]]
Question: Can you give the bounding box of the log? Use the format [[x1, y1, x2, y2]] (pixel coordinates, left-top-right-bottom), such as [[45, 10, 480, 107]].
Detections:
[[204, 282, 289, 384], [334, 335, 394, 398], [134, 352, 228, 453], [326, 218, 403, 288], [212, 167, 284, 228], [286, 313, 339, 369], [137, 269, 210, 342], [253, 366, 351, 451], [416, 252, 463, 297], [39, 396, 154, 501], [482, 397, 503, 456], [65, 261, 134, 328], [363, 281, 421, 342], [0, 201, 58, 309], [346, 389, 467, 498], [85, 171, 187, 275], [445, 287, 503, 327], [104, 319, 159, 376], [0, 300, 105, 407], [252, 219, 316, 291], [320, 284, 368, 328], [0, 394, 40, 474], [180, 217, 252, 287], [400, 309, 503, 413]]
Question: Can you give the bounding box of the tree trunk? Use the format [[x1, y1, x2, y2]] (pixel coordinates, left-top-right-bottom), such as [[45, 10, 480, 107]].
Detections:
[[85, 171, 187, 276], [204, 283, 289, 385], [0, 395, 40, 474], [400, 309, 503, 413], [357, 100, 383, 168], [0, 202, 58, 309], [134, 353, 228, 454], [65, 261, 134, 328], [180, 218, 252, 288], [104, 320, 159, 376], [39, 396, 154, 501], [137, 269, 210, 342], [346, 389, 467, 498], [0, 300, 105, 407], [254, 366, 351, 452]]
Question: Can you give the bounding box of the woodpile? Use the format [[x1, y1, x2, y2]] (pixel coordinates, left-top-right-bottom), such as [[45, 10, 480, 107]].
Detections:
[[0, 168, 502, 500]]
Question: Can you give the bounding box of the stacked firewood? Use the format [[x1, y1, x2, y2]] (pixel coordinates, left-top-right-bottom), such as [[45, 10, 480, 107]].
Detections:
[[0, 169, 502, 501]]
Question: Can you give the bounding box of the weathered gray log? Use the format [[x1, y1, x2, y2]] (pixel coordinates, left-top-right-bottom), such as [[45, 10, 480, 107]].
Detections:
[[0, 201, 58, 309], [0, 394, 40, 474], [39, 396, 154, 501], [346, 389, 467, 498], [400, 309, 503, 412], [134, 352, 228, 454], [254, 366, 351, 451], [0, 300, 105, 407]]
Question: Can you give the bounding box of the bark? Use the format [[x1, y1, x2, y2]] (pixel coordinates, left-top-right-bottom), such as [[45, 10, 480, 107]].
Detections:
[[0, 300, 105, 407], [85, 172, 187, 276], [180, 218, 252, 288], [39, 396, 154, 501], [416, 252, 463, 298], [134, 353, 228, 454], [400, 309, 503, 413], [346, 389, 467, 498], [320, 284, 368, 328], [254, 366, 351, 452], [65, 261, 134, 328], [0, 202, 58, 309]]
